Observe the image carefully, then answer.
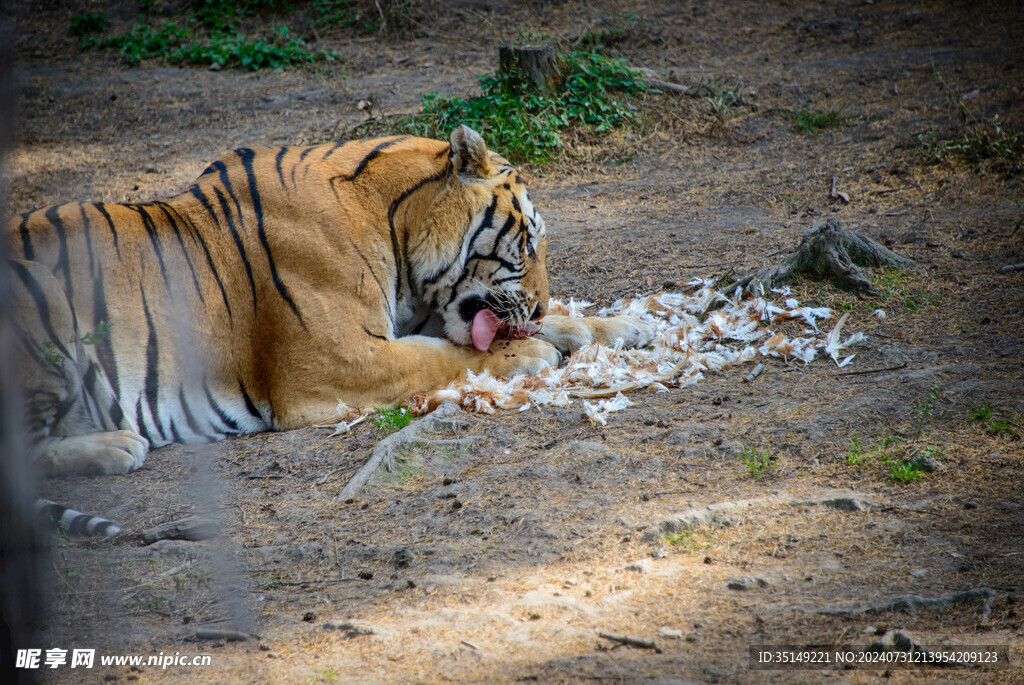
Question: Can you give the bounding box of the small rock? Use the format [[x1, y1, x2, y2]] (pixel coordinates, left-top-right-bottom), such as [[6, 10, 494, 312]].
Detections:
[[658, 627, 683, 639], [624, 560, 650, 573], [909, 568, 928, 577], [323, 620, 376, 638], [392, 549, 414, 568], [912, 454, 945, 472], [726, 575, 770, 591], [650, 547, 666, 560], [302, 611, 316, 622]]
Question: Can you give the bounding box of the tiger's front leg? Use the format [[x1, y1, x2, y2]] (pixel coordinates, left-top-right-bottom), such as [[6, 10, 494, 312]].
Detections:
[[534, 314, 654, 356], [271, 334, 562, 429]]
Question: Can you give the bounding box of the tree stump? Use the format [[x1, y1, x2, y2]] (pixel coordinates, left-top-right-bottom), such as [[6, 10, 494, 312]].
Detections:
[[498, 43, 558, 94], [733, 217, 919, 296]]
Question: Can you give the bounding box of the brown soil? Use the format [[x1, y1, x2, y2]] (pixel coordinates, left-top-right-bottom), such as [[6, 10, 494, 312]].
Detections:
[[7, 1, 1024, 683]]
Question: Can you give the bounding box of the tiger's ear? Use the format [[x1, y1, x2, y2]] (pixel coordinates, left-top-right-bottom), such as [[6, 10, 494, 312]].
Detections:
[[449, 125, 493, 180]]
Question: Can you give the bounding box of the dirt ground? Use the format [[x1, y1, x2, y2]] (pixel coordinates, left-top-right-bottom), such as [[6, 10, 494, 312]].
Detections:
[[5, 0, 1024, 683]]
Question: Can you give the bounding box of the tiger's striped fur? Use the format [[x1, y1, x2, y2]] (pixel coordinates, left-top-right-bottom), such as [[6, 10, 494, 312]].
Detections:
[[7, 126, 651, 510]]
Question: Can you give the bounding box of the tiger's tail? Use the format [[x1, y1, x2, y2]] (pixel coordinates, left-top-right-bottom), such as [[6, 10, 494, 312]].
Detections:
[[34, 499, 120, 537]]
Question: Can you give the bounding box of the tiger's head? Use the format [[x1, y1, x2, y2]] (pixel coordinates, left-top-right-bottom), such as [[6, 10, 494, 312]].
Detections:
[[413, 126, 549, 352]]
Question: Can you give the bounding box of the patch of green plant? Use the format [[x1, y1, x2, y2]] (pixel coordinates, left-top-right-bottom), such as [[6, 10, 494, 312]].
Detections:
[[739, 443, 776, 480], [885, 456, 924, 484], [364, 51, 646, 165], [663, 529, 713, 551], [702, 79, 743, 121], [104, 20, 337, 70], [968, 400, 1022, 438], [919, 67, 1024, 175], [37, 321, 113, 371], [844, 432, 875, 465], [69, 12, 110, 48], [369, 405, 412, 433], [793, 108, 846, 134], [869, 267, 938, 311]]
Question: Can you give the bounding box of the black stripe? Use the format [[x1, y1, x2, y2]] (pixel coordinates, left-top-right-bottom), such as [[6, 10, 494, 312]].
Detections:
[[45, 205, 73, 302], [17, 214, 34, 259], [153, 201, 205, 303], [93, 203, 121, 259], [411, 316, 429, 335], [178, 387, 207, 439], [210, 160, 246, 224], [336, 136, 408, 182], [91, 261, 119, 400], [387, 166, 451, 306], [10, 261, 71, 359], [168, 417, 182, 443], [424, 257, 456, 286], [68, 514, 94, 536], [445, 198, 499, 307], [237, 148, 305, 327], [178, 192, 235, 320], [128, 204, 170, 285], [491, 212, 518, 251], [203, 378, 241, 433], [346, 235, 393, 320], [238, 378, 263, 422], [465, 196, 499, 260], [140, 286, 164, 444], [274, 147, 288, 190], [135, 397, 149, 444], [108, 395, 124, 428], [291, 147, 315, 189], [362, 325, 388, 341], [321, 139, 347, 159], [211, 186, 259, 310], [79, 204, 96, 278]]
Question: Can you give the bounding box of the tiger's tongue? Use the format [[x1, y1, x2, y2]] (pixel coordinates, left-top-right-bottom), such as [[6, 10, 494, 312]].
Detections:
[[471, 309, 502, 351]]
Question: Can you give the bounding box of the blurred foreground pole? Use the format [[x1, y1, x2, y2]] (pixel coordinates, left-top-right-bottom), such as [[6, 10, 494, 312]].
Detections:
[[0, 11, 44, 685]]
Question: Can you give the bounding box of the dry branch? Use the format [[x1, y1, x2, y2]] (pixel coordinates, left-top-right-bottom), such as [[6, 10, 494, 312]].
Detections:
[[733, 217, 918, 296], [598, 632, 662, 653], [339, 401, 480, 500], [141, 516, 220, 544], [817, 587, 996, 622]]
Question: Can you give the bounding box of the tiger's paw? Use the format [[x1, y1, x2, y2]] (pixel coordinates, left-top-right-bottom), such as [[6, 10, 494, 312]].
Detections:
[[36, 430, 150, 477], [481, 338, 561, 378], [535, 314, 654, 356], [598, 315, 655, 349]]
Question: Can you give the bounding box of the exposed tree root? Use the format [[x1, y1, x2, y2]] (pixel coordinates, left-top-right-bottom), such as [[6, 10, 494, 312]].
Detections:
[[817, 587, 996, 622], [338, 401, 482, 500], [733, 217, 919, 296]]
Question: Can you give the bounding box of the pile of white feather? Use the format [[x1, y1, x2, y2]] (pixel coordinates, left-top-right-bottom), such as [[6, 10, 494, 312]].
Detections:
[[329, 279, 866, 433]]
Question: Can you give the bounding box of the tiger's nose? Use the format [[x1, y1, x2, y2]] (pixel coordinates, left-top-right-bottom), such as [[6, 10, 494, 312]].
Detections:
[[530, 303, 546, 321]]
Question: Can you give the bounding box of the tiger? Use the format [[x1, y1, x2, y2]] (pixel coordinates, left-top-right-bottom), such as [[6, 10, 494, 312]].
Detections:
[[6, 125, 652, 503]]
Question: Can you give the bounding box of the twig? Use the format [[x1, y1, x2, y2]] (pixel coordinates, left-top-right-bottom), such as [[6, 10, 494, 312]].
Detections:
[[339, 401, 471, 500], [675, 258, 743, 268], [833, 361, 907, 377], [637, 77, 690, 94], [598, 632, 662, 653], [743, 363, 765, 383], [877, 505, 944, 517], [997, 263, 1024, 274], [253, 577, 361, 588]]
